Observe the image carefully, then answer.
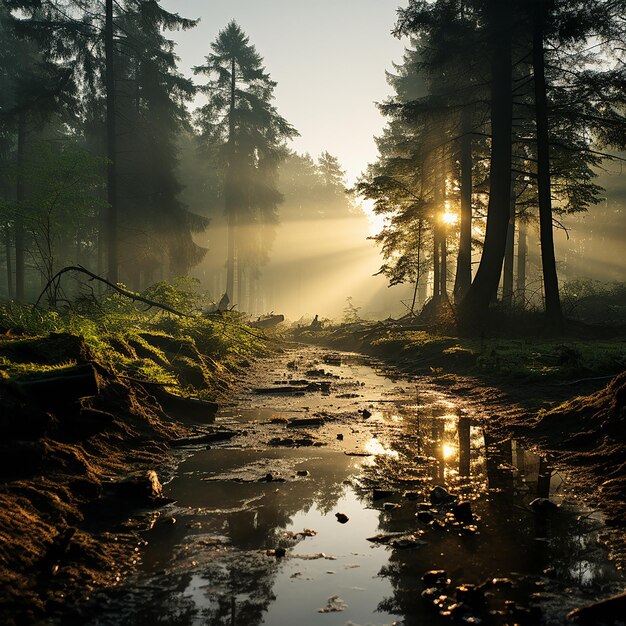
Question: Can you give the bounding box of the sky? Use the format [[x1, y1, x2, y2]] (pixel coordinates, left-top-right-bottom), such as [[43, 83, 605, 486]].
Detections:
[[162, 0, 406, 185]]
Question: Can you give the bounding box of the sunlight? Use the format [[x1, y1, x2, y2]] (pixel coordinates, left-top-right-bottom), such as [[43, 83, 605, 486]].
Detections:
[[365, 437, 399, 458], [441, 211, 459, 226], [442, 443, 457, 460], [360, 197, 386, 237]]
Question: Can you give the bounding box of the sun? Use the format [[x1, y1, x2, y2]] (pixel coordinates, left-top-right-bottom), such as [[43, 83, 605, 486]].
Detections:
[[442, 443, 456, 460], [442, 211, 459, 226]]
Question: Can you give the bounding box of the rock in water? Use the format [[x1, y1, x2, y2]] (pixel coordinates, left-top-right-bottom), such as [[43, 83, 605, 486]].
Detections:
[[430, 486, 456, 506], [335, 512, 349, 524], [423, 570, 449, 587], [529, 497, 559, 513], [453, 501, 474, 522]]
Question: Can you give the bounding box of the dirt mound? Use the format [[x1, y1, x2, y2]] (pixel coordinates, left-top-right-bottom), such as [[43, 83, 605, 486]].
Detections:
[[0, 332, 95, 364], [535, 371, 626, 444], [533, 371, 626, 524], [0, 334, 189, 624]]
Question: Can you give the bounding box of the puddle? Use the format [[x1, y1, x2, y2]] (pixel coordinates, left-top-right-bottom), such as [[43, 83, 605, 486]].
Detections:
[[68, 348, 624, 625]]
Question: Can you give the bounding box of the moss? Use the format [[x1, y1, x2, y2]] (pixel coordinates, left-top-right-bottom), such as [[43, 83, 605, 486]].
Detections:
[[295, 321, 626, 384]]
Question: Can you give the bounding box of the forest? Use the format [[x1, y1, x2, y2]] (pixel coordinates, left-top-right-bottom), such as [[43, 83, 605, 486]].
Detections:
[[1, 0, 626, 625]]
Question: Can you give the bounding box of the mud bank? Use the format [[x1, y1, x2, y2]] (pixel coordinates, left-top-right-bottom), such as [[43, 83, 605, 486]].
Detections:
[[0, 331, 254, 625]]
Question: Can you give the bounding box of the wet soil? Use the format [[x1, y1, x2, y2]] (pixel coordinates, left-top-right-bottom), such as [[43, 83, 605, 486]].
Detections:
[[61, 346, 625, 626]]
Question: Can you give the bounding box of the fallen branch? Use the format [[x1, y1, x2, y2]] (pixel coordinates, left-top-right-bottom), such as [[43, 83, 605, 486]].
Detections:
[[553, 375, 615, 386], [35, 266, 189, 317]]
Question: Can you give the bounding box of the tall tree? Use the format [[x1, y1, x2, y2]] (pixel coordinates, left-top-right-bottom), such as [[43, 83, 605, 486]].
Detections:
[[458, 0, 514, 323], [195, 21, 297, 307]]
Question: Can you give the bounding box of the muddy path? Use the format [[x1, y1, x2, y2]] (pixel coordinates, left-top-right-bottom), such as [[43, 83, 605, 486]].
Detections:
[[63, 345, 625, 625]]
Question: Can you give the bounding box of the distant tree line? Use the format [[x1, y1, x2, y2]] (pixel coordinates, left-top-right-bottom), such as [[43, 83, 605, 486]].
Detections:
[[357, 0, 626, 330]]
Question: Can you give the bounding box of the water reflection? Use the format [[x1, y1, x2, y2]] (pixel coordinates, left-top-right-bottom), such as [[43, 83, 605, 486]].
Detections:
[[69, 351, 624, 626]]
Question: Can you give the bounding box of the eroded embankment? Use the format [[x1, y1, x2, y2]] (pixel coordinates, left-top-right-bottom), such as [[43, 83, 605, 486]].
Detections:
[[0, 329, 266, 625]]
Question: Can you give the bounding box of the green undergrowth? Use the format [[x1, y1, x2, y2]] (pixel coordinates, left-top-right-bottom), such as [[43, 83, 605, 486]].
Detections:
[[0, 289, 275, 398], [297, 324, 626, 384]]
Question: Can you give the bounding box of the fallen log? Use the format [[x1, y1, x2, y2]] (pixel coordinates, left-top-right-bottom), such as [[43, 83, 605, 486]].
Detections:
[[13, 363, 100, 406], [287, 417, 325, 428], [255, 385, 307, 394], [139, 383, 218, 422], [249, 314, 285, 329], [255, 382, 331, 395]]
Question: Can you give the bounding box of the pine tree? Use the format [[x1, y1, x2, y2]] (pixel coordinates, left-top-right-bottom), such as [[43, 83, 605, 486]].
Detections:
[[194, 21, 297, 307]]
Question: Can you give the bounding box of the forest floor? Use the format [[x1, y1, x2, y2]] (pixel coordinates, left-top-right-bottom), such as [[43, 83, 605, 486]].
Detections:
[[0, 308, 273, 625], [292, 322, 626, 533], [1, 310, 625, 624]]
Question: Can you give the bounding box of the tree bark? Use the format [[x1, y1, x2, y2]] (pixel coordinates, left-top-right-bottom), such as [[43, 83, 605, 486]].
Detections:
[[516, 219, 527, 308], [15, 112, 26, 301], [440, 237, 447, 299], [432, 225, 440, 302], [432, 154, 445, 301], [532, 0, 563, 330], [459, 0, 513, 325], [225, 56, 237, 303], [410, 219, 423, 314], [502, 177, 516, 307], [5, 225, 13, 300], [453, 106, 473, 303], [105, 0, 118, 283]]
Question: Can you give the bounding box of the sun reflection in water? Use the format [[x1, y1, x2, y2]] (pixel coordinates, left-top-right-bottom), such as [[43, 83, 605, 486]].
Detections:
[[365, 438, 399, 458]]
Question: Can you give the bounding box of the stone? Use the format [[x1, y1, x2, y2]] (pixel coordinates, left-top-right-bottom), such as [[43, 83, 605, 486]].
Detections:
[[430, 486, 456, 506], [383, 502, 400, 511], [455, 584, 485, 609], [453, 501, 474, 523], [529, 497, 559, 513], [417, 510, 435, 523], [373, 488, 395, 500], [335, 512, 349, 524]]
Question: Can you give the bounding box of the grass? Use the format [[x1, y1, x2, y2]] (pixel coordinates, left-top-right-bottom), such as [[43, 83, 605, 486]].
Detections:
[[0, 292, 275, 397], [296, 323, 626, 383]]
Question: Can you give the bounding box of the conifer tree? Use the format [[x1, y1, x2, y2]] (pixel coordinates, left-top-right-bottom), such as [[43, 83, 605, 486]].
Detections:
[[195, 21, 297, 307]]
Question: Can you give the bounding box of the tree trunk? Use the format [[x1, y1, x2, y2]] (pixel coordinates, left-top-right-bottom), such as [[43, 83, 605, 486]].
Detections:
[[432, 226, 440, 301], [432, 155, 444, 301], [459, 0, 513, 325], [410, 219, 423, 315], [440, 237, 447, 299], [516, 219, 527, 308], [502, 177, 516, 307], [105, 0, 118, 283], [532, 0, 563, 330], [225, 56, 237, 303], [5, 225, 13, 300], [15, 112, 26, 301], [237, 261, 244, 311], [453, 106, 473, 303]]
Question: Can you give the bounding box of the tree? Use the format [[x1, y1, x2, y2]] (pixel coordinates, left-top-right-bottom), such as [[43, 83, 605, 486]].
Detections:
[[194, 21, 297, 307]]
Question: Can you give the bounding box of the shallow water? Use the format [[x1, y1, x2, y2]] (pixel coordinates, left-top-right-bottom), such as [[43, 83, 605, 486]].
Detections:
[[74, 348, 624, 625]]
